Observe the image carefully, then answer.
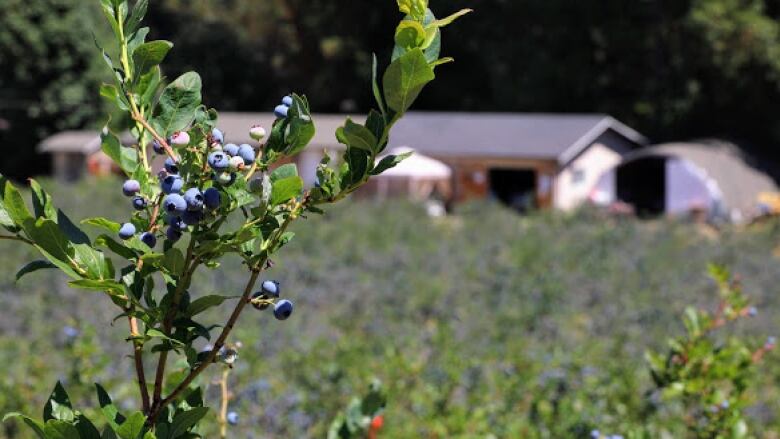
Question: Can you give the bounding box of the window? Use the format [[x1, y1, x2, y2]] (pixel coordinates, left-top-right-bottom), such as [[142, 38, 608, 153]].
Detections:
[[572, 168, 586, 185]]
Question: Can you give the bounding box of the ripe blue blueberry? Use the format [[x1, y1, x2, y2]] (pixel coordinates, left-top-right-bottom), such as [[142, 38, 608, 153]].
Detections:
[[132, 196, 148, 211], [281, 95, 293, 106], [208, 152, 230, 171], [590, 431, 600, 439], [212, 128, 225, 144], [123, 179, 141, 197], [274, 105, 289, 119], [249, 125, 266, 141], [163, 194, 187, 215], [227, 411, 239, 426], [238, 144, 256, 164], [140, 231, 157, 248], [152, 140, 164, 154], [261, 280, 280, 298], [223, 143, 240, 157], [167, 215, 186, 230], [218, 347, 238, 365], [119, 223, 136, 240], [203, 187, 221, 210], [748, 306, 758, 317], [182, 209, 204, 225], [170, 131, 190, 146], [161, 175, 184, 194], [767, 336, 777, 347], [166, 226, 183, 242], [184, 188, 204, 211], [164, 157, 179, 174], [273, 299, 293, 320]]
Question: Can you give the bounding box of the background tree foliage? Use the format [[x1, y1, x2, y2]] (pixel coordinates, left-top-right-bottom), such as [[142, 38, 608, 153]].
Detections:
[[4, 0, 780, 179]]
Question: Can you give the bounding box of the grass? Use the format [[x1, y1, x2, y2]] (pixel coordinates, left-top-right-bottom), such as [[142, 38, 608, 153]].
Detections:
[[1, 177, 779, 438]]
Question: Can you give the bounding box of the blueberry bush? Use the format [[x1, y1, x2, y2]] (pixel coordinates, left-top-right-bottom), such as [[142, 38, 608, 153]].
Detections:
[[0, 0, 470, 436]]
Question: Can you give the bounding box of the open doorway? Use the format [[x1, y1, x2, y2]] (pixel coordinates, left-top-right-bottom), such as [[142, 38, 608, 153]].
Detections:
[[616, 157, 666, 216], [489, 168, 537, 211]]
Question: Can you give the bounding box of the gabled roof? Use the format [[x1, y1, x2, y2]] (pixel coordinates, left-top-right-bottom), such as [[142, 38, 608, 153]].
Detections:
[[387, 112, 647, 164], [38, 112, 647, 164]]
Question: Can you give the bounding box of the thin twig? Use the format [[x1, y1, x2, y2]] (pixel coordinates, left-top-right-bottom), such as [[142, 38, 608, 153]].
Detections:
[[0, 234, 34, 245], [219, 367, 230, 439], [131, 112, 179, 163], [127, 313, 151, 413]]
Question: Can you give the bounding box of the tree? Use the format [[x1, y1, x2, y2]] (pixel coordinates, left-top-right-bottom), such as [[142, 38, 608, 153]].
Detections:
[[0, 0, 109, 179]]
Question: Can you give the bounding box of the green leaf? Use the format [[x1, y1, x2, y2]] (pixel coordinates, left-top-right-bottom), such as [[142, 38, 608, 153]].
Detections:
[[162, 248, 186, 276], [429, 8, 473, 28], [44, 420, 81, 439], [57, 210, 91, 245], [100, 84, 130, 111], [186, 295, 237, 317], [397, 0, 427, 20], [284, 94, 316, 156], [127, 27, 150, 62], [154, 72, 202, 137], [27, 218, 74, 264], [43, 382, 73, 422], [115, 412, 146, 439], [383, 48, 435, 113], [125, 0, 149, 34], [95, 234, 138, 260], [341, 118, 378, 153], [100, 0, 121, 40], [30, 179, 57, 220], [69, 279, 125, 296], [270, 163, 299, 182], [73, 244, 115, 280], [395, 20, 426, 49], [343, 148, 371, 187], [371, 54, 386, 116], [101, 128, 138, 174], [3, 413, 47, 439], [103, 428, 119, 439], [3, 180, 33, 230], [96, 384, 126, 433], [75, 415, 102, 439], [83, 218, 122, 234], [365, 110, 387, 150], [271, 176, 304, 206], [168, 407, 210, 439], [132, 41, 173, 78], [138, 66, 162, 108], [16, 260, 56, 282], [371, 151, 413, 175]]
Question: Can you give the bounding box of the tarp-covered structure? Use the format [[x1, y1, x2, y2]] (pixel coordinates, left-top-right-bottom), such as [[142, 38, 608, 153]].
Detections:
[[590, 142, 778, 222]]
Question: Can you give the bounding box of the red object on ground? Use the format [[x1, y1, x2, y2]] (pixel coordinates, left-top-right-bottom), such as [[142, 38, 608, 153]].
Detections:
[[368, 415, 384, 439]]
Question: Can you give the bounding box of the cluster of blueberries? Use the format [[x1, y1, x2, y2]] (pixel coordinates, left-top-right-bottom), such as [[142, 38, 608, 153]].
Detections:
[[252, 279, 294, 320], [590, 431, 623, 439], [273, 95, 294, 119]]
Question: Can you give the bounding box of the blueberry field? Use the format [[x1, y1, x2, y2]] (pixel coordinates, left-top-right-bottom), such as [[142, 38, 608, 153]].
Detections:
[[0, 178, 778, 438]]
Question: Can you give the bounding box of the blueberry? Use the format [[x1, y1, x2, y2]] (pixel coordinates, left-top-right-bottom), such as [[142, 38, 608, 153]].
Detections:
[[219, 347, 238, 365], [212, 128, 225, 144], [182, 209, 204, 225], [170, 131, 190, 146], [167, 215, 186, 230], [590, 430, 600, 439], [211, 143, 223, 152], [227, 411, 239, 426], [228, 156, 245, 171], [119, 223, 136, 240], [767, 336, 777, 347], [249, 125, 266, 141], [748, 306, 758, 317], [261, 280, 280, 298], [183, 188, 204, 211], [720, 400, 730, 409], [163, 194, 187, 215], [166, 226, 183, 242], [208, 152, 230, 171], [164, 157, 179, 174], [132, 196, 148, 211], [214, 172, 236, 186], [273, 299, 293, 320], [140, 231, 157, 248], [161, 175, 184, 194], [223, 143, 240, 157], [123, 179, 141, 197], [152, 140, 164, 154], [281, 95, 293, 106], [274, 105, 289, 119], [62, 326, 79, 339], [203, 187, 221, 210], [238, 144, 256, 164]]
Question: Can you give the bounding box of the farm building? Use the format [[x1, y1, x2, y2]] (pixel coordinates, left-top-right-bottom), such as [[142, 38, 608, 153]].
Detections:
[[590, 141, 778, 223], [39, 112, 648, 211], [386, 112, 648, 210]]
